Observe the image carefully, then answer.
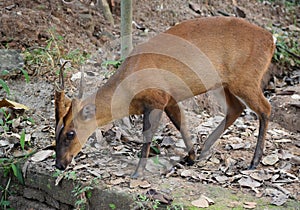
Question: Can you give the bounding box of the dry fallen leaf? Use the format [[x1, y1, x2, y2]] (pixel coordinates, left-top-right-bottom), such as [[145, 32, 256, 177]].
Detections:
[[0, 98, 29, 110], [181, 169, 196, 177], [139, 181, 151, 189], [112, 170, 125, 177], [262, 154, 279, 166], [201, 195, 215, 204], [227, 201, 240, 208], [250, 170, 272, 181], [0, 140, 10, 147], [110, 178, 125, 185], [145, 189, 173, 204], [130, 180, 151, 189], [215, 175, 229, 183], [243, 201, 257, 209], [73, 164, 90, 170], [266, 188, 289, 206], [238, 177, 261, 188], [191, 197, 209, 208], [31, 150, 54, 162], [192, 194, 214, 208]]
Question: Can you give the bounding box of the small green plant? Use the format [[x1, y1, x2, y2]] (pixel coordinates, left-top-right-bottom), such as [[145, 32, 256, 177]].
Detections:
[[109, 203, 116, 210], [0, 156, 29, 209], [134, 194, 161, 210], [0, 79, 10, 95], [167, 203, 184, 210], [273, 29, 300, 67], [23, 28, 90, 76], [52, 169, 77, 180], [72, 178, 99, 210], [152, 155, 161, 165], [102, 58, 124, 69], [0, 108, 13, 132], [52, 169, 63, 178], [0, 67, 29, 97], [20, 129, 26, 151], [0, 177, 11, 210], [65, 171, 77, 180], [20, 68, 30, 83], [72, 184, 93, 210]]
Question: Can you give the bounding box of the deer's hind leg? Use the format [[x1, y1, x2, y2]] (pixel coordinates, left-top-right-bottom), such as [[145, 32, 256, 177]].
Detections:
[[199, 88, 245, 160]]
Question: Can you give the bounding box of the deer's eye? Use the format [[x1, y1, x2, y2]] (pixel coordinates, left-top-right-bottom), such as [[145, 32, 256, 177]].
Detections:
[[66, 130, 76, 140]]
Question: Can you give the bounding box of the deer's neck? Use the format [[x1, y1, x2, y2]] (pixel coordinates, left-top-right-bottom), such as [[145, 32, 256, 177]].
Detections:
[[84, 72, 142, 127]]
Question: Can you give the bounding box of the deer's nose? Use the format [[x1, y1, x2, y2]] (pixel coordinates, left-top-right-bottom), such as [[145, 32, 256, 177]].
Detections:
[[55, 160, 66, 170]]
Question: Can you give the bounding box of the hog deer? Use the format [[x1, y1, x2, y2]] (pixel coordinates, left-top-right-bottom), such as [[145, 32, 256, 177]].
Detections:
[[55, 17, 275, 178]]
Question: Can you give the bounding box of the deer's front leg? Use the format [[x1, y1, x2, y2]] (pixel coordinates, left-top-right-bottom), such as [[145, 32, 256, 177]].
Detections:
[[131, 108, 162, 178]]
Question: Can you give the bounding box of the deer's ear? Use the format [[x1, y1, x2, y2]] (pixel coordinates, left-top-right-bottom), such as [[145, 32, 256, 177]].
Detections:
[[80, 104, 96, 121], [55, 91, 71, 127]]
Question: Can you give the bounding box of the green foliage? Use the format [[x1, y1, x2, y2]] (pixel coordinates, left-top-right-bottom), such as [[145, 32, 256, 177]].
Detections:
[[52, 169, 63, 178], [24, 117, 35, 124], [0, 79, 10, 96], [109, 203, 116, 210], [70, 177, 99, 210], [167, 203, 184, 210], [273, 31, 300, 67], [20, 129, 26, 151], [23, 28, 90, 76], [0, 158, 25, 185], [272, 21, 300, 67], [10, 163, 24, 185], [0, 155, 30, 209], [102, 58, 124, 69], [134, 194, 161, 210], [20, 68, 30, 83], [259, 0, 300, 7], [0, 177, 11, 210], [0, 67, 29, 97], [65, 171, 77, 180], [152, 155, 161, 165], [0, 108, 13, 132]]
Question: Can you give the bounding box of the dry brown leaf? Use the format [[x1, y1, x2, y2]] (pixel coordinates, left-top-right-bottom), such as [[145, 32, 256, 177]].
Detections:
[[130, 180, 151, 189], [227, 201, 240, 208], [110, 178, 125, 185], [238, 177, 261, 188], [113, 145, 125, 151], [181, 169, 195, 177], [291, 156, 300, 165], [145, 189, 173, 204], [73, 164, 90, 170], [191, 194, 214, 208], [0, 140, 10, 147], [250, 170, 272, 181], [139, 181, 151, 189], [201, 195, 215, 204], [262, 154, 279, 166], [266, 188, 289, 206], [215, 175, 229, 183], [31, 150, 54, 162], [243, 201, 257, 209], [0, 99, 29, 110], [112, 170, 125, 177], [191, 197, 209, 208]]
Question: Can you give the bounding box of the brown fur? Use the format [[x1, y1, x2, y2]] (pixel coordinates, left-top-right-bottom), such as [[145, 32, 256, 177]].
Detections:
[[55, 17, 275, 175]]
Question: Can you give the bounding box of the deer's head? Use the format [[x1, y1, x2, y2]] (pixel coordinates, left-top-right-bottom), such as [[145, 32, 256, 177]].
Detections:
[[54, 63, 96, 170]]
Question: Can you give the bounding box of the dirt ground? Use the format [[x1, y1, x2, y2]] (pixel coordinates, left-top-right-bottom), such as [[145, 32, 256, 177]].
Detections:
[[0, 0, 299, 209]]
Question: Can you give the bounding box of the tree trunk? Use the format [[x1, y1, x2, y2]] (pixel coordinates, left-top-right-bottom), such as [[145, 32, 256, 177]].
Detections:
[[121, 0, 133, 58], [97, 0, 114, 26]]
